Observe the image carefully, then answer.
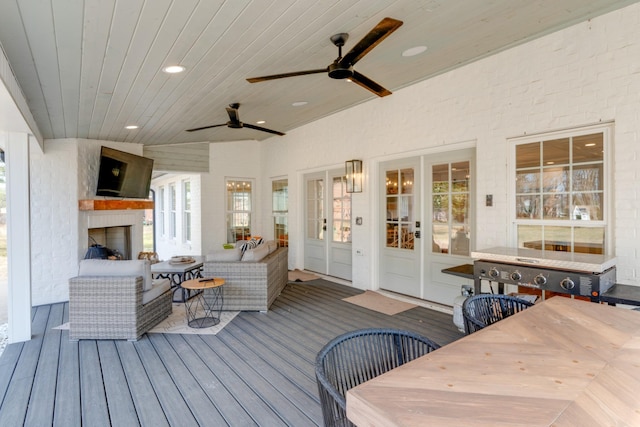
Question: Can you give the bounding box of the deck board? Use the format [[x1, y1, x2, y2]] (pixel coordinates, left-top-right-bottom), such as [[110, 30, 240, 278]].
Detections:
[[0, 279, 463, 425]]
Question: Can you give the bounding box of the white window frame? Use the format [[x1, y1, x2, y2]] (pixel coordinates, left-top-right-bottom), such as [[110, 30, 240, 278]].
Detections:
[[158, 186, 165, 237], [272, 178, 288, 247], [508, 123, 613, 253], [226, 178, 254, 242], [169, 183, 177, 239], [182, 179, 191, 243]]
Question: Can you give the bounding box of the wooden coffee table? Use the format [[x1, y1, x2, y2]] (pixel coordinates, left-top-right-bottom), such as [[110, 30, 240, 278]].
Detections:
[[180, 278, 225, 328]]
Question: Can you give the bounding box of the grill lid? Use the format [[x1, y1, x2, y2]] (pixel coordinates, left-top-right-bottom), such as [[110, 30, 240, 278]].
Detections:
[[471, 246, 616, 273]]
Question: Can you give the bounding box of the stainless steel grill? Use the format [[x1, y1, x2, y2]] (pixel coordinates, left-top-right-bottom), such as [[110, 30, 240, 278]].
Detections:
[[471, 247, 617, 302]]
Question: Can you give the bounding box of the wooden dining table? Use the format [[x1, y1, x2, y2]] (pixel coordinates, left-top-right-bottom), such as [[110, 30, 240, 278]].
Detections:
[[346, 296, 640, 426]]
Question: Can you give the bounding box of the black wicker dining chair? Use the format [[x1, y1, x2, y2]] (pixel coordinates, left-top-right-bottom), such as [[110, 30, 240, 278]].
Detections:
[[315, 328, 440, 427], [462, 294, 535, 335]]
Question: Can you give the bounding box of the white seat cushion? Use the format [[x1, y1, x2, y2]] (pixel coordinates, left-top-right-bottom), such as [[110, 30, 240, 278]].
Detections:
[[142, 278, 171, 305], [78, 259, 153, 291]]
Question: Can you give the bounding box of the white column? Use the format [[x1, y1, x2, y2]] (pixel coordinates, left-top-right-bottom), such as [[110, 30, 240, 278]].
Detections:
[[6, 132, 31, 343]]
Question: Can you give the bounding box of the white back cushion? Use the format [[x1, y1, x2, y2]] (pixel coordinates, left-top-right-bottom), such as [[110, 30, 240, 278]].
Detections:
[[241, 243, 269, 262], [206, 248, 242, 262], [78, 259, 152, 291]]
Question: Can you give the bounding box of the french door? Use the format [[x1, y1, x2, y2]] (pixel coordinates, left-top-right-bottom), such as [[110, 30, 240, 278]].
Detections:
[[304, 169, 353, 280], [379, 150, 474, 305], [379, 158, 421, 297]]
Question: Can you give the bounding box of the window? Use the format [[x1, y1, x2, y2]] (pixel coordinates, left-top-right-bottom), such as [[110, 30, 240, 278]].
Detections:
[[143, 190, 155, 251], [332, 176, 352, 243], [226, 179, 253, 243], [158, 186, 165, 237], [513, 125, 609, 254], [432, 162, 471, 255], [272, 179, 288, 247], [182, 180, 191, 243], [169, 183, 176, 239]]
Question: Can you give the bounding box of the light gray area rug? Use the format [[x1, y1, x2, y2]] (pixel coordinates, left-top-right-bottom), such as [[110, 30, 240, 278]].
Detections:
[[54, 305, 239, 336]]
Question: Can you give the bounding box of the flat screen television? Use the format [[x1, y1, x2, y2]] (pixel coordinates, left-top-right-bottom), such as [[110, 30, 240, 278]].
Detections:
[[96, 147, 154, 199]]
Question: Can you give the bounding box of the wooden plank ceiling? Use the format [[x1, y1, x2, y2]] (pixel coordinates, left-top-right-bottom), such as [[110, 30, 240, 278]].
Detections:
[[0, 0, 637, 146]]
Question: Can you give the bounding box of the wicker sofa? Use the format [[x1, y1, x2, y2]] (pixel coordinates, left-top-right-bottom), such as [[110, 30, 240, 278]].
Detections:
[[68, 259, 172, 341], [202, 246, 288, 311]]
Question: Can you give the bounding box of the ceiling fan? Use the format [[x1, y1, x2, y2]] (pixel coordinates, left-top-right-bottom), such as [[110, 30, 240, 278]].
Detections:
[[246, 17, 403, 97], [185, 103, 285, 135]]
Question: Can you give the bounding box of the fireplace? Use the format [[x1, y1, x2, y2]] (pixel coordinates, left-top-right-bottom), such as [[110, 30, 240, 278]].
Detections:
[[80, 209, 144, 261], [88, 226, 132, 259]]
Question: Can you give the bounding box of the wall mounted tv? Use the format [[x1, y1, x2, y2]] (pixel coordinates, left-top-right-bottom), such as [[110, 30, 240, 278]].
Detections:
[[96, 147, 154, 199]]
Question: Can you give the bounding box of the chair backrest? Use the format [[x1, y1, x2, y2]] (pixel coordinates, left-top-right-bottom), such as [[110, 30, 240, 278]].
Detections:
[[315, 328, 440, 427], [78, 258, 152, 291], [462, 294, 534, 334]]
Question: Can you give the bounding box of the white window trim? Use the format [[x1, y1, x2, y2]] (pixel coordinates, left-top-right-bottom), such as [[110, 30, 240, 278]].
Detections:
[[182, 179, 191, 244], [507, 122, 613, 252], [225, 177, 255, 240]]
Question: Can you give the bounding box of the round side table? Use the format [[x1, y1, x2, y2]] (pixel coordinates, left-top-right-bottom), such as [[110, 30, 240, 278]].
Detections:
[[180, 278, 225, 328]]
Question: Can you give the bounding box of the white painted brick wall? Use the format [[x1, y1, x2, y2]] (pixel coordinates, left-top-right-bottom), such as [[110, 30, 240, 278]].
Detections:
[[30, 139, 146, 305]]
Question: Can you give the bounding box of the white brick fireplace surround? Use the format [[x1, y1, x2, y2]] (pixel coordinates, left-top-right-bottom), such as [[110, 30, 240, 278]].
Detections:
[[81, 210, 144, 260]]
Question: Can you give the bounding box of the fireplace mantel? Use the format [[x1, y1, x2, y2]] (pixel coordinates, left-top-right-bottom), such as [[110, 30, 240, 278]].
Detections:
[[79, 199, 154, 211]]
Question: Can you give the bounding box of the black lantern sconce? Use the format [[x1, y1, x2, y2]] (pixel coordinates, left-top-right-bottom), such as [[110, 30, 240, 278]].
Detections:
[[345, 159, 363, 193]]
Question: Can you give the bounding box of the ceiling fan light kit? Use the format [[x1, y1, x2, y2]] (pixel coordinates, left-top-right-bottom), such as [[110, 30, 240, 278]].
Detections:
[[247, 17, 403, 97]]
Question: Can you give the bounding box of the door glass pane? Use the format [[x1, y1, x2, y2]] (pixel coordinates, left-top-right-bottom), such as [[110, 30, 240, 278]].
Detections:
[[332, 176, 351, 243], [451, 162, 469, 192], [307, 179, 324, 240], [386, 167, 414, 250], [386, 171, 399, 195], [431, 160, 471, 256], [432, 224, 448, 253], [400, 169, 414, 195]]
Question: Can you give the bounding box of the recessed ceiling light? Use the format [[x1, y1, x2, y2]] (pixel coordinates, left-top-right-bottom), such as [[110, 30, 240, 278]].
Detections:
[[162, 65, 186, 74], [292, 101, 308, 107], [256, 120, 266, 124], [402, 46, 427, 57], [585, 143, 596, 147], [125, 125, 139, 130]]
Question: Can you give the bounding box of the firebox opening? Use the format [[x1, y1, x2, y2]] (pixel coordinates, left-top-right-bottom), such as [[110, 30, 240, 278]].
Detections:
[[88, 226, 132, 260]]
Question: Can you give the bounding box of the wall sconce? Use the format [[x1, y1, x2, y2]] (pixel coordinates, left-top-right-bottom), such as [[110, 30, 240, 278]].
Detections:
[[345, 159, 363, 193]]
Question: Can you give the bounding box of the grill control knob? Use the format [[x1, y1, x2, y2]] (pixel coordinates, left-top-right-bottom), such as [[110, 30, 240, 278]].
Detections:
[[534, 274, 547, 286], [560, 277, 575, 290], [511, 271, 522, 281], [488, 268, 500, 279]]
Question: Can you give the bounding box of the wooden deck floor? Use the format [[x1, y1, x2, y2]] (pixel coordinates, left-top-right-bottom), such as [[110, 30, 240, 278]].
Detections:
[[0, 279, 463, 426]]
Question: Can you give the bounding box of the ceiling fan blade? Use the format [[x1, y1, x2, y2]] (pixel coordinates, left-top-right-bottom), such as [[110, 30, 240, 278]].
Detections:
[[243, 123, 285, 136], [247, 68, 327, 83], [226, 106, 240, 123], [185, 123, 227, 132], [340, 17, 403, 67], [350, 71, 392, 97]]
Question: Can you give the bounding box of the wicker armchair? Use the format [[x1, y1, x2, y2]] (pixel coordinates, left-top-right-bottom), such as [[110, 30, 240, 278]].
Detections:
[[69, 259, 172, 341], [462, 294, 534, 335], [315, 328, 440, 427]]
